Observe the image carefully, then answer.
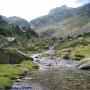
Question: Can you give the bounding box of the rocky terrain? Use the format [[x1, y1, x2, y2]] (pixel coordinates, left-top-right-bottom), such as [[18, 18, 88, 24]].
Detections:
[[11, 48, 90, 90]]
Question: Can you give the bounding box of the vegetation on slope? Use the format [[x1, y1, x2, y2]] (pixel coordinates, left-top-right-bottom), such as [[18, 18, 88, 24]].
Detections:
[[0, 16, 40, 88], [0, 27, 57, 88], [0, 36, 58, 89], [55, 33, 90, 60], [0, 15, 38, 38], [34, 16, 90, 38]]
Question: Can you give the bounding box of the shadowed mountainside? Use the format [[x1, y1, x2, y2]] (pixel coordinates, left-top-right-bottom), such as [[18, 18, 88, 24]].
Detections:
[[0, 15, 38, 37]]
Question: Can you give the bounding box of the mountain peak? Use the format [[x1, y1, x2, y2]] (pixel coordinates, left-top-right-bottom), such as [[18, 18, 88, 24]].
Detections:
[[49, 5, 71, 15], [59, 5, 67, 8]]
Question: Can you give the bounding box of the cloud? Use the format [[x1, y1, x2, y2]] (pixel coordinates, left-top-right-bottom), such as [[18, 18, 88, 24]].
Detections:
[[76, 0, 90, 5], [65, 0, 90, 7], [0, 0, 90, 21]]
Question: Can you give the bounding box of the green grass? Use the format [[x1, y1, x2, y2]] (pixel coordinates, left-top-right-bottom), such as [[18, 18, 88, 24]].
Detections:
[[56, 45, 90, 60], [56, 36, 90, 60], [71, 45, 90, 58], [0, 37, 54, 88], [0, 61, 38, 89], [0, 64, 21, 89], [20, 60, 38, 72], [0, 77, 13, 89], [0, 64, 21, 77]]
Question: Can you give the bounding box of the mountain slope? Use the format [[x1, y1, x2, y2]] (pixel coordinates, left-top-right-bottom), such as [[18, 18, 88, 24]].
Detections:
[[36, 16, 90, 37], [30, 5, 74, 29], [0, 15, 13, 37], [0, 16, 38, 37], [30, 3, 90, 38], [7, 16, 31, 29]]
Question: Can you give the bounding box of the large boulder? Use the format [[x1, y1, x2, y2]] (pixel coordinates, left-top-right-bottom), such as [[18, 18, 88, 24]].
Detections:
[[0, 48, 33, 64], [78, 58, 90, 70]]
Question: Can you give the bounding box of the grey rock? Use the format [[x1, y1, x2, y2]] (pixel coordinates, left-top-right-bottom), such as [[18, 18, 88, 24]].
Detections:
[[78, 61, 90, 70]]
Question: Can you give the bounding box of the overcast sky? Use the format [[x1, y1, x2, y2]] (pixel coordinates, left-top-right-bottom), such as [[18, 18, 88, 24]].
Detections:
[[0, 0, 89, 21]]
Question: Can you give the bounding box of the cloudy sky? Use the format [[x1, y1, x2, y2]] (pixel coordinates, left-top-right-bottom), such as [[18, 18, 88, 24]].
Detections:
[[0, 0, 89, 21]]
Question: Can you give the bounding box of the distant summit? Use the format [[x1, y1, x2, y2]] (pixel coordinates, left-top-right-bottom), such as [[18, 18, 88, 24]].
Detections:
[[31, 3, 90, 28], [30, 3, 90, 38], [49, 5, 71, 15]]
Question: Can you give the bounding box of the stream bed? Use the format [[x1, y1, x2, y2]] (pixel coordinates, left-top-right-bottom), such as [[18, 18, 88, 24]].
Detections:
[[12, 50, 90, 90]]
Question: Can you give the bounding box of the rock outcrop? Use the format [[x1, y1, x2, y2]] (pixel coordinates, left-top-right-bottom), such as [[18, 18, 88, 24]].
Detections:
[[0, 49, 33, 64], [78, 58, 90, 70]]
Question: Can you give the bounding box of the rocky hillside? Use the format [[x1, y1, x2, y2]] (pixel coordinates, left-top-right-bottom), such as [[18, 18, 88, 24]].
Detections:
[[0, 16, 13, 37], [30, 5, 73, 28], [0, 15, 38, 65], [31, 3, 90, 38]]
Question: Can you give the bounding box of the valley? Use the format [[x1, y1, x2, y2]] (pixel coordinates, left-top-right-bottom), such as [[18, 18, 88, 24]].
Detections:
[[0, 3, 90, 90]]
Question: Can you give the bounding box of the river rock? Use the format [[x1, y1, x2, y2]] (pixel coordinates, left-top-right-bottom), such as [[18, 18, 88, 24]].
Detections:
[[78, 58, 90, 70]]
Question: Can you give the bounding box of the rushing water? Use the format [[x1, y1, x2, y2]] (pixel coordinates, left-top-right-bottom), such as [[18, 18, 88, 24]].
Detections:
[[12, 50, 90, 90]]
